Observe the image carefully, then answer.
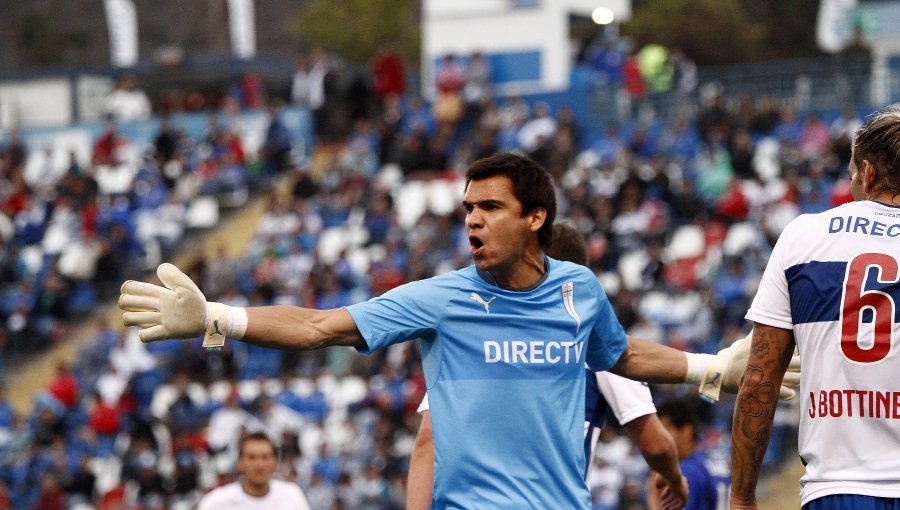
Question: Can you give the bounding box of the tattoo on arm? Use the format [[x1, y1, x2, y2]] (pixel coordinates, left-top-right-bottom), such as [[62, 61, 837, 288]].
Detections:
[[731, 325, 794, 505]]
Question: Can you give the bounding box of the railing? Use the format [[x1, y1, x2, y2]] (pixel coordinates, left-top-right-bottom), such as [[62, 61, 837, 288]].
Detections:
[[583, 54, 884, 124], [697, 54, 874, 110]]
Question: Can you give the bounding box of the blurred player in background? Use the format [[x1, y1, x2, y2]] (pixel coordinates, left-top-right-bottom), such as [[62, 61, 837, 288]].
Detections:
[[407, 223, 687, 510], [732, 104, 900, 510], [649, 398, 731, 510], [121, 153, 793, 509], [197, 432, 310, 510]]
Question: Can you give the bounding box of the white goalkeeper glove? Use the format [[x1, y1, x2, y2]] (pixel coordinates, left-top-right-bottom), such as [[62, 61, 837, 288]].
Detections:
[[686, 333, 801, 402], [119, 263, 246, 348]]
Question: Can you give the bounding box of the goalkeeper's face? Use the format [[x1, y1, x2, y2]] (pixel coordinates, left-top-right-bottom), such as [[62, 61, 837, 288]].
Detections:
[[238, 438, 278, 486], [463, 175, 544, 275]]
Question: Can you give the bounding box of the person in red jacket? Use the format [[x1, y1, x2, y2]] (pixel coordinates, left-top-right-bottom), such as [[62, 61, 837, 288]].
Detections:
[[372, 42, 406, 102], [47, 363, 78, 409]]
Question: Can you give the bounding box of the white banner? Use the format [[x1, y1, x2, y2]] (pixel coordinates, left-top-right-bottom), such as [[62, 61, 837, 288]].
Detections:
[[816, 0, 858, 53], [103, 0, 139, 67], [228, 0, 256, 59]]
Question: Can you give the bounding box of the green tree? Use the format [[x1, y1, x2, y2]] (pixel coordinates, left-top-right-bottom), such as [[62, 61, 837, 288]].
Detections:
[[296, 0, 420, 65], [624, 0, 822, 65], [740, 0, 820, 60], [624, 0, 760, 64], [18, 10, 65, 66]]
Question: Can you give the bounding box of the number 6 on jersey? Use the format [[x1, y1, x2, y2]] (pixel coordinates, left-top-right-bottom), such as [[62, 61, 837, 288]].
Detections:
[[840, 252, 899, 364]]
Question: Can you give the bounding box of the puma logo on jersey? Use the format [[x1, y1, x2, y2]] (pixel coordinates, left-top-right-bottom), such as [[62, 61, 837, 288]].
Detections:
[[470, 292, 496, 314]]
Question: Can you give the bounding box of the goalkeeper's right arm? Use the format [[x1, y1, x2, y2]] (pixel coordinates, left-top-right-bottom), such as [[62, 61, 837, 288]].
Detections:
[[120, 263, 365, 349]]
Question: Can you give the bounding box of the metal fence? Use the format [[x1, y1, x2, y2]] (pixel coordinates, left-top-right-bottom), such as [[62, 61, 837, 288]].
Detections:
[[697, 54, 874, 111]]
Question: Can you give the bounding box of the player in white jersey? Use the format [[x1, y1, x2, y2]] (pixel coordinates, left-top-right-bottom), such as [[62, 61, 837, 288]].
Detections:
[[197, 432, 311, 510], [732, 104, 900, 510], [121, 153, 791, 509]]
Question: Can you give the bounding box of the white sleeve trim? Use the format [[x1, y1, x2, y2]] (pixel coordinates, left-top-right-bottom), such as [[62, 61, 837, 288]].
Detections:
[[595, 372, 657, 425], [417, 393, 429, 414], [745, 309, 794, 330]]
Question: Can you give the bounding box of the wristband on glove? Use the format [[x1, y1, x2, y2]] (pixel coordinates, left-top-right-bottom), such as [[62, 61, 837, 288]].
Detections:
[[202, 302, 248, 349], [684, 352, 726, 403]]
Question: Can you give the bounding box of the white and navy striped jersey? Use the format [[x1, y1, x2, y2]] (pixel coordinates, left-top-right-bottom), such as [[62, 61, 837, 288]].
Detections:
[[583, 370, 656, 479], [746, 200, 900, 505]]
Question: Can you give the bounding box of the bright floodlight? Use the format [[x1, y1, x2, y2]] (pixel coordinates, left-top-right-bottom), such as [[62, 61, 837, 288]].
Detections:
[[591, 6, 615, 25]]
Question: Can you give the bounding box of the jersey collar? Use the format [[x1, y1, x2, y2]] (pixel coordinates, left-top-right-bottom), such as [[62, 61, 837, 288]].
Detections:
[[476, 257, 550, 292], [870, 199, 900, 209]]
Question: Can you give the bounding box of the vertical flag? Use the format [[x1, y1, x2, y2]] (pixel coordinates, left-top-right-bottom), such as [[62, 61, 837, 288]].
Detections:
[[103, 0, 139, 67], [227, 0, 256, 59], [816, 0, 859, 53]]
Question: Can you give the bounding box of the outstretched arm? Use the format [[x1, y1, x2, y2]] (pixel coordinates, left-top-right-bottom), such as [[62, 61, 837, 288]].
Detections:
[[730, 323, 794, 510], [244, 306, 364, 349], [609, 335, 799, 402], [120, 263, 365, 349], [609, 336, 690, 384]]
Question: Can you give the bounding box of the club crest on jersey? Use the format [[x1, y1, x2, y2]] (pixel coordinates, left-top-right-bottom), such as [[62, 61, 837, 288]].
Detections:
[[561, 281, 581, 333], [470, 292, 496, 314]]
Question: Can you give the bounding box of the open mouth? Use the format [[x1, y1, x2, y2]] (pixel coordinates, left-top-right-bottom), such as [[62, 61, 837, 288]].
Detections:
[[469, 235, 485, 256]]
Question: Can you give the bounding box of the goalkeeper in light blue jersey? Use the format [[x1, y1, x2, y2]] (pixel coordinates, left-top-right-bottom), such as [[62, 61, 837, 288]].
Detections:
[[120, 153, 795, 509]]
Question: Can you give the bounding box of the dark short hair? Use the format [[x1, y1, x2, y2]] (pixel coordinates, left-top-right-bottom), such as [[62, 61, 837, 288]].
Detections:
[[239, 431, 276, 457], [547, 223, 588, 265], [656, 398, 700, 441], [465, 152, 557, 248], [853, 104, 900, 198]]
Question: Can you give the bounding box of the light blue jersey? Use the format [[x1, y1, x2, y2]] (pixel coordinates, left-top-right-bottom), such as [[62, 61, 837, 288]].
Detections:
[[346, 257, 627, 509]]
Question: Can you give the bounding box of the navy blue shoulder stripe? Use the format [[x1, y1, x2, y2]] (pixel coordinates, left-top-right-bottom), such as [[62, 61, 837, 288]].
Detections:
[[786, 260, 900, 324], [785, 261, 846, 324]]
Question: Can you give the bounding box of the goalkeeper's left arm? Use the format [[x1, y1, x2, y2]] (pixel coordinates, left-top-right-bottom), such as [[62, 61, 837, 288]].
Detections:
[[609, 333, 800, 402]]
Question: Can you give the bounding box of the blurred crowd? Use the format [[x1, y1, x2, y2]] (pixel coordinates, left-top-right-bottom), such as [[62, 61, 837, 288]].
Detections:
[[0, 42, 867, 509]]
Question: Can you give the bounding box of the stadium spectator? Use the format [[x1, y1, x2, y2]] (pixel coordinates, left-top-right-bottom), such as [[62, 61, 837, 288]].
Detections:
[[47, 363, 79, 410], [91, 122, 127, 167], [238, 73, 268, 110], [260, 103, 293, 176], [287, 54, 312, 108], [670, 48, 698, 96], [518, 101, 557, 154], [197, 432, 311, 509], [371, 42, 407, 104], [830, 105, 863, 167], [307, 48, 331, 141], [102, 76, 151, 122], [462, 51, 492, 123], [207, 390, 263, 462], [433, 53, 466, 125], [697, 90, 735, 145], [798, 112, 831, 159]]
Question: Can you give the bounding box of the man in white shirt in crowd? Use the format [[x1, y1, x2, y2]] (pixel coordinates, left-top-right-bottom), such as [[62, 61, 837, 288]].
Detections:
[[198, 432, 310, 510], [103, 76, 151, 122]]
